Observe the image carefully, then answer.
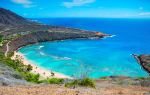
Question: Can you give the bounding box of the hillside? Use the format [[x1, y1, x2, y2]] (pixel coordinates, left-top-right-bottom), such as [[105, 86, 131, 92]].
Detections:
[[0, 62, 28, 86], [0, 8, 33, 26], [0, 8, 107, 55]]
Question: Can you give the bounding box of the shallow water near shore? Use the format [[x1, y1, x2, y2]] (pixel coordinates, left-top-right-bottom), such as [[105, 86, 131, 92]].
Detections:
[[19, 18, 150, 78]]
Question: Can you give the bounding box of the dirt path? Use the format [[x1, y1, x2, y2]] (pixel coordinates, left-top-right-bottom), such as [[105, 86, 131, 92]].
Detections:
[[5, 41, 10, 57]]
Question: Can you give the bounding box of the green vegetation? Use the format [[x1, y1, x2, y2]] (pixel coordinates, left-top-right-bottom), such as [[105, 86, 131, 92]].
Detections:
[[0, 35, 3, 43], [65, 78, 95, 88], [26, 64, 33, 71], [40, 78, 64, 84], [0, 35, 3, 46], [0, 54, 40, 83], [23, 73, 40, 83], [136, 77, 146, 80]]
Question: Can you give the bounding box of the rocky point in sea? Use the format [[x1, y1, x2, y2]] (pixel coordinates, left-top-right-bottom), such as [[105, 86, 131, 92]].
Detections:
[[133, 54, 150, 74]]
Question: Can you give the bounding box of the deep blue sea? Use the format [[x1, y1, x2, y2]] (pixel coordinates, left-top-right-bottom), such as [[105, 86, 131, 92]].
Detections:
[[19, 18, 150, 78]]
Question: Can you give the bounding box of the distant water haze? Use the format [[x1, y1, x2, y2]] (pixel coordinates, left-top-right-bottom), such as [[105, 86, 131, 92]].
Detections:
[[19, 18, 150, 78]]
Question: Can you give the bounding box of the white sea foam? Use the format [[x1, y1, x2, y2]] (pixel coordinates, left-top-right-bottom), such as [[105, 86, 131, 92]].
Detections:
[[50, 55, 72, 60], [39, 51, 46, 56], [110, 35, 116, 38], [39, 46, 44, 49], [63, 57, 72, 60], [102, 35, 116, 39]]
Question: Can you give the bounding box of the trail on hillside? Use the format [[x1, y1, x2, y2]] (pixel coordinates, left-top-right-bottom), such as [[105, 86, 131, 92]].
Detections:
[[5, 41, 10, 57]]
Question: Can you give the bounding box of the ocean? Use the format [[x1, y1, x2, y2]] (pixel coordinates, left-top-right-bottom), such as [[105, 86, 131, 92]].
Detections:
[[19, 18, 150, 78]]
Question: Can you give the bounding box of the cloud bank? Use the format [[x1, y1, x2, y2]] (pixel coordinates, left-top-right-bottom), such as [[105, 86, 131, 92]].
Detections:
[[11, 0, 34, 8], [63, 0, 95, 8], [139, 12, 150, 16]]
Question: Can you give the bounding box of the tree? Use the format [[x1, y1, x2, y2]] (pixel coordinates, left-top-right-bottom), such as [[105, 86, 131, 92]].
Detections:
[[27, 64, 33, 71]]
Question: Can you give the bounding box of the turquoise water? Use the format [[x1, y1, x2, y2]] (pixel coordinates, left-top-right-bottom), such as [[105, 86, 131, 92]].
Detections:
[[19, 18, 150, 78]]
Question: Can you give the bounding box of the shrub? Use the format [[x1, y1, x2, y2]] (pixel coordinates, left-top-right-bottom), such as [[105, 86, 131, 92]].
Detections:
[[26, 64, 33, 71], [23, 72, 40, 83], [79, 78, 95, 88], [43, 78, 64, 84], [137, 77, 145, 80], [65, 78, 95, 88], [0, 35, 3, 43], [65, 80, 80, 88]]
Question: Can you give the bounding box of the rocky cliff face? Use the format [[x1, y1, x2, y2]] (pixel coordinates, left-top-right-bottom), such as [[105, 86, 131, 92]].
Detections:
[[133, 54, 150, 74], [0, 62, 28, 86]]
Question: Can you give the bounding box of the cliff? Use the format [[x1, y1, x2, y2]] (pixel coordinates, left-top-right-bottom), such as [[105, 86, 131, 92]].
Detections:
[[133, 54, 150, 74]]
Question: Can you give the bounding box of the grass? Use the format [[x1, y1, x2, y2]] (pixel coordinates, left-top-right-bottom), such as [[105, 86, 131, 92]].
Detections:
[[137, 77, 150, 80], [0, 35, 4, 46], [65, 78, 95, 88], [40, 78, 64, 84]]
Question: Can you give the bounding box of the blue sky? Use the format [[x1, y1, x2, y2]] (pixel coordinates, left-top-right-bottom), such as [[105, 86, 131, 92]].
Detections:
[[0, 0, 150, 18]]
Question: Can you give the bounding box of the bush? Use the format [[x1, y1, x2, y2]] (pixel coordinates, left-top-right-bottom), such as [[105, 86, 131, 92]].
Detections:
[[65, 80, 80, 88], [42, 78, 64, 84], [0, 35, 3, 43], [136, 77, 146, 80], [23, 72, 40, 83], [26, 64, 33, 71], [80, 78, 95, 88], [65, 78, 95, 88]]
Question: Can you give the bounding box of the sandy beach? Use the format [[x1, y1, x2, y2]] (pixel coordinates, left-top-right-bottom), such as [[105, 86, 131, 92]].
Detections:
[[12, 51, 72, 79]]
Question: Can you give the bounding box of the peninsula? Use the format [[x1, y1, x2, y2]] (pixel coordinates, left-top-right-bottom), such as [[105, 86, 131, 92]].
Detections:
[[133, 54, 150, 74], [0, 8, 108, 55]]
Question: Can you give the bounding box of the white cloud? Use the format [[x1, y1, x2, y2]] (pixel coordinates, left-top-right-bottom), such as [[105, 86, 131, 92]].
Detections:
[[11, 0, 35, 8], [138, 12, 150, 16], [63, 0, 95, 8]]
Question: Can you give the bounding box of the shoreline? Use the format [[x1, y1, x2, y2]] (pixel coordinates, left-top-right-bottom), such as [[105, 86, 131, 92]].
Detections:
[[12, 51, 72, 79], [10, 36, 110, 54]]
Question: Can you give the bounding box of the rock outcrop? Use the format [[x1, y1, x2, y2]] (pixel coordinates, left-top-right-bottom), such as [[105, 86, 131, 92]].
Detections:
[[133, 54, 150, 74]]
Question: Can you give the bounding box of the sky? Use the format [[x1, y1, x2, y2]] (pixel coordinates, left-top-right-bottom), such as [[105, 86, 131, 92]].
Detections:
[[0, 0, 150, 18]]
